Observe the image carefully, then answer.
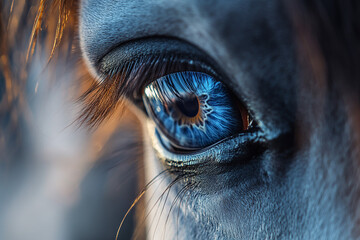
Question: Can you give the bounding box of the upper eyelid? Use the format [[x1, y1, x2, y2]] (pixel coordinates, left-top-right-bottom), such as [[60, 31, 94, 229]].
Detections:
[[98, 41, 218, 88], [79, 37, 246, 128], [100, 54, 218, 99]]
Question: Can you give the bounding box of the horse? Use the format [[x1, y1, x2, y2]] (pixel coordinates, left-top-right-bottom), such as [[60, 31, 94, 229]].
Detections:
[[1, 0, 360, 239]]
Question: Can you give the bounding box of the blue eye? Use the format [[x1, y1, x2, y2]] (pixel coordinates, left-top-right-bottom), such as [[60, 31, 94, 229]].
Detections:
[[143, 71, 250, 150]]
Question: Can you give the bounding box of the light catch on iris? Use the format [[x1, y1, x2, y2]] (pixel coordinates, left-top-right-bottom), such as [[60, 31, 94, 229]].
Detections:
[[143, 71, 248, 150]]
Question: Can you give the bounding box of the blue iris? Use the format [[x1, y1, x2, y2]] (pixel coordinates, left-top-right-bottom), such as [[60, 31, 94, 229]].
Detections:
[[143, 71, 242, 149]]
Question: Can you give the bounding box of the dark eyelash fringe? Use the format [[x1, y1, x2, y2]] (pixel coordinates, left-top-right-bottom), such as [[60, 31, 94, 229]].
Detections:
[[78, 55, 202, 128], [155, 72, 206, 102]]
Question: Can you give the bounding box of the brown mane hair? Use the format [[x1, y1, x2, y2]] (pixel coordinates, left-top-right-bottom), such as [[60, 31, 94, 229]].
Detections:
[[0, 0, 78, 163]]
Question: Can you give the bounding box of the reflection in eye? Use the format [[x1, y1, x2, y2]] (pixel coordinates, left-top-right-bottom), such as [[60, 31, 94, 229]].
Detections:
[[143, 71, 251, 150]]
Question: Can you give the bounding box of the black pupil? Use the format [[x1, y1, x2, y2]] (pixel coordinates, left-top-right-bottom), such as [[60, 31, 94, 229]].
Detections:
[[175, 95, 199, 118]]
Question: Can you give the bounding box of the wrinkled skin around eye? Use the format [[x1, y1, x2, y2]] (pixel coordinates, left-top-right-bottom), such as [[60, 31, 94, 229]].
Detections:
[[79, 0, 360, 239], [143, 72, 242, 149]]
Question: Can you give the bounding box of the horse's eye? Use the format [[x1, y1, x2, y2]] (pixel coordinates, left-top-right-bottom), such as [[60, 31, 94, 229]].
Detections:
[[143, 71, 254, 151]]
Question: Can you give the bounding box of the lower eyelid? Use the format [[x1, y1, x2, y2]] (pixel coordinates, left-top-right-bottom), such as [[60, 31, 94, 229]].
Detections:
[[147, 121, 265, 167]]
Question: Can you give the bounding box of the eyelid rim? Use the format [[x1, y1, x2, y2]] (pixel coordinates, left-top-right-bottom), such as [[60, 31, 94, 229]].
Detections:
[[97, 37, 219, 75], [146, 120, 265, 168]]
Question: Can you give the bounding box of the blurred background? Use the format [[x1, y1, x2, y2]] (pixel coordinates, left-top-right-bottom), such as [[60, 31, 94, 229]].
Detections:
[[0, 0, 144, 239]]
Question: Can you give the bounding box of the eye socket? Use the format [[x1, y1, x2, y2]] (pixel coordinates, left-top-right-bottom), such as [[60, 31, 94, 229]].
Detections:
[[143, 71, 255, 151]]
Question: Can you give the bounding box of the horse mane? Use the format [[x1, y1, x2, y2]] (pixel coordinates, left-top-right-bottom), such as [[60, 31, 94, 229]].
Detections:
[[0, 0, 78, 162]]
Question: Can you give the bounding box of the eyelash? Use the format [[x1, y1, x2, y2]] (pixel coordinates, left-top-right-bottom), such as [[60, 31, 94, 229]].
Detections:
[[78, 54, 219, 127]]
